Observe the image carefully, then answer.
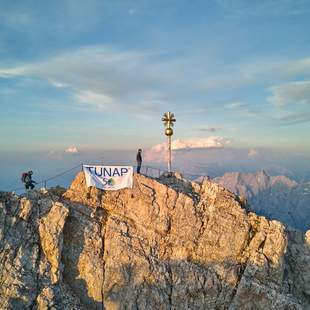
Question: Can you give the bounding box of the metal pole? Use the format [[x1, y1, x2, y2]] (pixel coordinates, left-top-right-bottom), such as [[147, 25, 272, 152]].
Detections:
[[162, 112, 176, 175], [168, 135, 171, 172]]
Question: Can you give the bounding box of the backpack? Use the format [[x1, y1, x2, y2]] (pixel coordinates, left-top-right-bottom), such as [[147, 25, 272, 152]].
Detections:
[[21, 172, 28, 183]]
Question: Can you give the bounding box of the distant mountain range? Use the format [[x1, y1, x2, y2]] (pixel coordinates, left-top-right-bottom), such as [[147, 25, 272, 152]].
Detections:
[[214, 170, 310, 231]]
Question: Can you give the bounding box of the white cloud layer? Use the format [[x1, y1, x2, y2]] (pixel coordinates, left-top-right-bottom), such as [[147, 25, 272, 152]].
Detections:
[[144, 137, 231, 163], [171, 137, 231, 150], [65, 147, 79, 153]]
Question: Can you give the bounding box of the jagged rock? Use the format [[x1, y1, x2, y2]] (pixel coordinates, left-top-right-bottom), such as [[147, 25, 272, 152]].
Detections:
[[0, 172, 309, 309], [306, 230, 310, 246], [39, 202, 69, 284], [214, 171, 310, 231], [0, 191, 84, 310], [62, 202, 106, 309]]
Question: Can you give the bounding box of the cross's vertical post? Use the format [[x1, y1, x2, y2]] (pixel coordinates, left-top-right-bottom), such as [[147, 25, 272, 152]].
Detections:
[[161, 112, 176, 173], [168, 135, 171, 172]]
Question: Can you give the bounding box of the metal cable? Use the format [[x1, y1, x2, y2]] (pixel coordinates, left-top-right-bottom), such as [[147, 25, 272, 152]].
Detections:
[[7, 163, 208, 193], [10, 163, 82, 192]]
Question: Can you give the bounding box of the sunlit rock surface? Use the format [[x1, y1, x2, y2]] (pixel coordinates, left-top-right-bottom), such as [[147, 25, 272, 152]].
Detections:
[[0, 172, 309, 309]]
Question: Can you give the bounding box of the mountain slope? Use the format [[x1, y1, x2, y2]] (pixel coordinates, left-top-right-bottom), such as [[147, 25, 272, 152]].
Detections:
[[214, 171, 310, 231], [0, 173, 309, 309]]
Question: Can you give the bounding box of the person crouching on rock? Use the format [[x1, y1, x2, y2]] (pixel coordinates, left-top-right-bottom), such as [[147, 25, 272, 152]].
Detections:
[[22, 171, 37, 190], [136, 149, 142, 174]]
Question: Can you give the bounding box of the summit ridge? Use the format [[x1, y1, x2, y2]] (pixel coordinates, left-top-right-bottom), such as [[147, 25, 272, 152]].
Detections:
[[0, 173, 309, 309]]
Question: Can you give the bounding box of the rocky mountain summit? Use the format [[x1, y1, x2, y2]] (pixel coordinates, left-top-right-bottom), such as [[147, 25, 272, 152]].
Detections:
[[214, 171, 310, 231], [0, 172, 309, 309]]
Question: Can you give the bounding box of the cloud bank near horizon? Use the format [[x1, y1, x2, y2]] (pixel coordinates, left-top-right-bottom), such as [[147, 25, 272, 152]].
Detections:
[[65, 146, 80, 154], [1, 145, 310, 191], [144, 137, 231, 163]]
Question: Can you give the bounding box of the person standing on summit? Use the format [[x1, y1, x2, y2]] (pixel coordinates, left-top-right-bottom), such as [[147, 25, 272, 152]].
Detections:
[[136, 149, 142, 174]]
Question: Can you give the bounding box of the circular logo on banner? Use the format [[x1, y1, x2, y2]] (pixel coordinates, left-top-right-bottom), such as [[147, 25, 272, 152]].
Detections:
[[107, 178, 115, 186]]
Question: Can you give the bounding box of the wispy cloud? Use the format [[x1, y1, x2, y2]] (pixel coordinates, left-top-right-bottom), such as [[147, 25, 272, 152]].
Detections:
[[1, 43, 310, 133], [199, 56, 310, 93], [200, 127, 222, 132], [76, 91, 116, 110], [0, 11, 34, 30], [217, 0, 310, 18], [267, 81, 310, 106], [0, 67, 25, 78], [226, 101, 248, 109], [128, 8, 137, 15], [283, 58, 310, 76], [277, 111, 310, 125], [225, 101, 260, 116], [0, 46, 173, 113]]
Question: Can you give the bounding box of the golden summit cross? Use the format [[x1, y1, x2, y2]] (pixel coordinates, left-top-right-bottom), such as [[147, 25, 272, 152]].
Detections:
[[161, 112, 176, 128]]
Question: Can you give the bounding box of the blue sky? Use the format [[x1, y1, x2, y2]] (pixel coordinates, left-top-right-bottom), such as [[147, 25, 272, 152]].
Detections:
[[1, 0, 310, 186]]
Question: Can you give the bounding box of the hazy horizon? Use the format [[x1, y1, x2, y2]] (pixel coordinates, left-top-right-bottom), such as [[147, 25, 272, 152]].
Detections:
[[1, 146, 309, 193]]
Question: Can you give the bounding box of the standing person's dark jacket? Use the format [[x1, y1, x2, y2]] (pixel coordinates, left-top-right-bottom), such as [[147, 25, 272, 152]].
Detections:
[[136, 149, 142, 174], [136, 152, 142, 164]]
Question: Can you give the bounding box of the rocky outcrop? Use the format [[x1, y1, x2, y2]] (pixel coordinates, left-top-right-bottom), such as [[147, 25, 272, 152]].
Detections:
[[0, 172, 309, 309], [214, 171, 310, 231], [0, 191, 83, 309], [39, 202, 69, 284]]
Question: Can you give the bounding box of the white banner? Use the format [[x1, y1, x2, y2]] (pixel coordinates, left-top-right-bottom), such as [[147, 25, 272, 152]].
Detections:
[[83, 165, 133, 190]]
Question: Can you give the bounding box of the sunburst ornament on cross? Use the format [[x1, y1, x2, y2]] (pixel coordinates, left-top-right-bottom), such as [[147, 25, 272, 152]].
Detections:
[[161, 112, 176, 173]]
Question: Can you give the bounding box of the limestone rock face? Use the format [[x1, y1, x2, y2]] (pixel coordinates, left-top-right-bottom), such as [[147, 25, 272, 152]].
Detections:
[[0, 191, 83, 309], [39, 202, 69, 284], [0, 172, 309, 309]]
